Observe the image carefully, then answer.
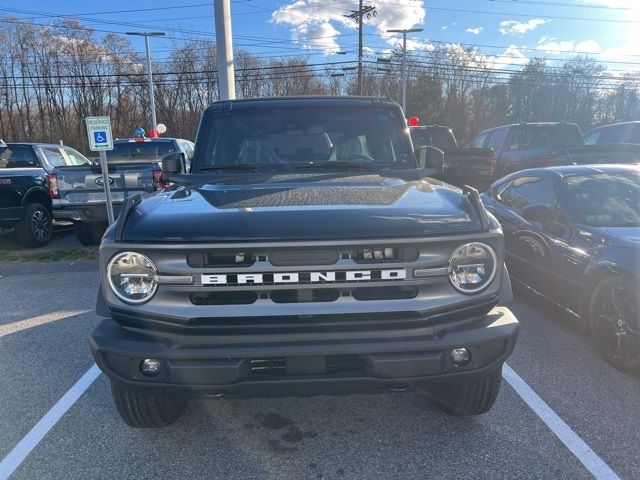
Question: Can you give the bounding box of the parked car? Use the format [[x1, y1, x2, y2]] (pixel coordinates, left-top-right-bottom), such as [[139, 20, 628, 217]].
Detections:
[[90, 96, 518, 428], [0, 142, 90, 247], [50, 137, 193, 246], [584, 121, 640, 146], [410, 125, 495, 191], [481, 165, 639, 369], [472, 122, 640, 177]]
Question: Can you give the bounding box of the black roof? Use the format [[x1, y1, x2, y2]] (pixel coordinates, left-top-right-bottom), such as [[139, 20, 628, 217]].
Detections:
[[3, 141, 64, 148], [205, 96, 399, 112]]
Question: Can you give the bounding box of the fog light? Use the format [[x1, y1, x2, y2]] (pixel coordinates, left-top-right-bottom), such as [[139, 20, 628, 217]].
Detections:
[[140, 358, 161, 377], [450, 348, 471, 367]]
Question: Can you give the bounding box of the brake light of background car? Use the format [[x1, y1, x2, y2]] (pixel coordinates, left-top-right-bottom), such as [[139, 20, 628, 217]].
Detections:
[[46, 172, 59, 199], [539, 155, 556, 167], [408, 116, 420, 127], [152, 168, 166, 190]]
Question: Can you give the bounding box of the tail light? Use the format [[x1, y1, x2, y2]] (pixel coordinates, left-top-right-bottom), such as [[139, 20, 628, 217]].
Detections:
[[152, 168, 166, 190], [46, 172, 59, 199], [539, 155, 555, 167]]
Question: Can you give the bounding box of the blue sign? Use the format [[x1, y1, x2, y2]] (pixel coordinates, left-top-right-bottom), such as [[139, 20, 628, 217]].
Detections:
[[93, 131, 108, 144]]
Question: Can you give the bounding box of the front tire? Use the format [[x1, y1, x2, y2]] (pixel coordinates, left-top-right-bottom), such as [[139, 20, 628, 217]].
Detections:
[[426, 367, 502, 415], [111, 384, 187, 428], [15, 202, 52, 247], [589, 276, 640, 370]]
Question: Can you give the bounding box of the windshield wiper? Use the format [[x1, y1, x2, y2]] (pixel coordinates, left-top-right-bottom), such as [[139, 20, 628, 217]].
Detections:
[[294, 162, 378, 171]]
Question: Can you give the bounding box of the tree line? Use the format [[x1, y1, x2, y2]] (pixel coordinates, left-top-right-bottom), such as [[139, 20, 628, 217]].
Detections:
[[1, 17, 639, 151]]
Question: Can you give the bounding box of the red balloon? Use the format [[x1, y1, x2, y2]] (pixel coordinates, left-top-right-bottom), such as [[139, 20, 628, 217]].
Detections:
[[408, 116, 420, 127], [149, 129, 157, 138]]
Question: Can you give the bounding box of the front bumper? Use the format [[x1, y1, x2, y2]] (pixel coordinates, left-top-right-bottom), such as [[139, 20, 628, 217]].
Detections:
[[53, 204, 123, 223], [89, 306, 518, 397]]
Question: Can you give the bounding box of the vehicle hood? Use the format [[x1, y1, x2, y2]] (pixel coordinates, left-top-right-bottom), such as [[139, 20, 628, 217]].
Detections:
[[121, 173, 483, 242], [598, 227, 640, 244]]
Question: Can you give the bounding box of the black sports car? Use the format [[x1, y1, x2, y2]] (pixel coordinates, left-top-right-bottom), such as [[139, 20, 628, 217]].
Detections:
[[482, 165, 639, 369]]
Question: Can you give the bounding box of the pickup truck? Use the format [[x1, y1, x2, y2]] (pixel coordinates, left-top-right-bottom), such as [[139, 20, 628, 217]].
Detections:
[[410, 125, 495, 191], [0, 142, 90, 247], [51, 138, 193, 245], [472, 122, 640, 177], [584, 121, 640, 145], [89, 96, 518, 429]]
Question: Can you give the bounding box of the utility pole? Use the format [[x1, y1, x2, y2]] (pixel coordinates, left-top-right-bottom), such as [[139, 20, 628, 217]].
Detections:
[[387, 28, 423, 114], [125, 32, 165, 137], [214, 0, 236, 100], [345, 1, 376, 95]]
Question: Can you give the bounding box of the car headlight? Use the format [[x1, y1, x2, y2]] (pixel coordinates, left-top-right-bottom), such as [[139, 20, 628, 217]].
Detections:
[[448, 242, 497, 294], [107, 252, 158, 304]]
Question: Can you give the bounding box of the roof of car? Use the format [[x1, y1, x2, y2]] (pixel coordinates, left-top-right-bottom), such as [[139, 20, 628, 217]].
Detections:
[[3, 142, 65, 148], [114, 138, 190, 143], [585, 121, 640, 132], [205, 96, 399, 111], [482, 122, 578, 133], [409, 125, 451, 130]]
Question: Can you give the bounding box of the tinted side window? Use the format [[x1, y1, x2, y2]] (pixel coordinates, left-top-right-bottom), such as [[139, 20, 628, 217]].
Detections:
[[496, 176, 559, 212], [471, 132, 488, 148], [631, 125, 640, 144], [0, 146, 39, 168], [487, 129, 507, 152], [598, 124, 634, 144], [63, 148, 90, 165], [583, 129, 601, 145]]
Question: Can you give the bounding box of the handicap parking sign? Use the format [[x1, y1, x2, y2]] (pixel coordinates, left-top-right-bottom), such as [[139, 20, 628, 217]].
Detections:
[[94, 131, 107, 144]]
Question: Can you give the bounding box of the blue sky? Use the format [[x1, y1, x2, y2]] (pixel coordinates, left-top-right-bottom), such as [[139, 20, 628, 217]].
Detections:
[[1, 1, 637, 73]]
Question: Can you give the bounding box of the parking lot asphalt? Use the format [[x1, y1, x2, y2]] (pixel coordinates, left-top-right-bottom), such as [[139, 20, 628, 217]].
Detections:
[[0, 263, 637, 480]]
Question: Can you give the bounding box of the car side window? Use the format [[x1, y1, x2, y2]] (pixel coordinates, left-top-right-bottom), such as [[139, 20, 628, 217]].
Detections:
[[598, 124, 634, 144], [63, 147, 90, 165], [470, 132, 488, 148], [496, 176, 561, 216], [486, 129, 507, 152], [583, 130, 601, 145], [180, 141, 194, 160], [631, 125, 640, 144], [41, 147, 67, 167]]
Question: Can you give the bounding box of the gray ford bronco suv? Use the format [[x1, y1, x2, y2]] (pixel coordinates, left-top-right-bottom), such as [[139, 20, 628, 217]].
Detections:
[[90, 97, 519, 428]]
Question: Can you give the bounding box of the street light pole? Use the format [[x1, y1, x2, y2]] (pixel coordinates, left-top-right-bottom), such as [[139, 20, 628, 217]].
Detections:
[[386, 28, 423, 114], [214, 0, 236, 100], [126, 31, 165, 136]]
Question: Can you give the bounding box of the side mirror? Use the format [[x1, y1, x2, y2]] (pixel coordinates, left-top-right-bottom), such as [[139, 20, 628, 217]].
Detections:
[[522, 204, 554, 223], [416, 145, 444, 176], [161, 151, 184, 174]]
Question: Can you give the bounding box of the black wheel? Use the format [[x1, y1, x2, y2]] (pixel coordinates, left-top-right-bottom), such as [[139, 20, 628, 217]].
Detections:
[[589, 276, 640, 370], [15, 202, 52, 247], [75, 222, 106, 246], [426, 367, 502, 415], [111, 383, 187, 428]]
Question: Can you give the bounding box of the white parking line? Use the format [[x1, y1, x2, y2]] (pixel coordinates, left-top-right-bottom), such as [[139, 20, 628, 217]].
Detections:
[[503, 363, 621, 480], [0, 310, 92, 338], [0, 364, 101, 480]]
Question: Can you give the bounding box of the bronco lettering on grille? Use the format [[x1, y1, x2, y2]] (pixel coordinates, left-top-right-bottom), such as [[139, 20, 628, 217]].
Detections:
[[201, 269, 407, 286]]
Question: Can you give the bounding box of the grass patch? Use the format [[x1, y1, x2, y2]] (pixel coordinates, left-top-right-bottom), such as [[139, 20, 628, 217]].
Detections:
[[0, 246, 98, 264]]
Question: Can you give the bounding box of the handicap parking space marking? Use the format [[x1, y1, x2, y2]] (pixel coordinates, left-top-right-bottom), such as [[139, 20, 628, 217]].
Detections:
[[0, 364, 101, 480]]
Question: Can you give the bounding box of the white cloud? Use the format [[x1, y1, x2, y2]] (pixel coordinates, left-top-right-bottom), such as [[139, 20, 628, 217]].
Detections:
[[489, 44, 529, 68], [272, 0, 426, 55], [578, 0, 638, 7], [499, 19, 547, 35], [466, 27, 483, 34], [536, 37, 603, 55]]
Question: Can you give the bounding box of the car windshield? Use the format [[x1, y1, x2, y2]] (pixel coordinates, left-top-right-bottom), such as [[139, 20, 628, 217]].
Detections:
[[0, 145, 38, 168], [106, 141, 177, 164], [198, 106, 412, 171], [564, 172, 640, 227], [410, 128, 457, 149]]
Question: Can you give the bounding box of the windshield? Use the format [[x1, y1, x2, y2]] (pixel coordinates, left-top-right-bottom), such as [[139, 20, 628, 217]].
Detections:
[[106, 141, 177, 164], [197, 106, 412, 171], [410, 128, 457, 149], [0, 145, 38, 168], [565, 172, 640, 227]]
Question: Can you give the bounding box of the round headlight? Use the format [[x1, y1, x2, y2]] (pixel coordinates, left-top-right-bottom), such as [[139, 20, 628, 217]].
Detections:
[[448, 242, 497, 294], [107, 252, 158, 304]]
